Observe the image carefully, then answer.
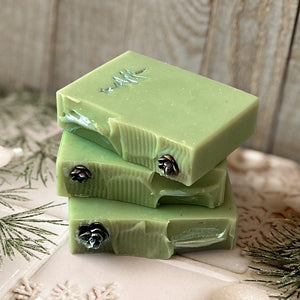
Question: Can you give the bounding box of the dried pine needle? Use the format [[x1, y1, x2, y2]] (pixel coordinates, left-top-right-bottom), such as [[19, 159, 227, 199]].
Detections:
[[247, 218, 300, 299]]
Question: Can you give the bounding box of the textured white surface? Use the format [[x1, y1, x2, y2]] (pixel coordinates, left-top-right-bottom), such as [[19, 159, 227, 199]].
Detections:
[[182, 247, 250, 274], [24, 240, 236, 300], [211, 283, 270, 300]]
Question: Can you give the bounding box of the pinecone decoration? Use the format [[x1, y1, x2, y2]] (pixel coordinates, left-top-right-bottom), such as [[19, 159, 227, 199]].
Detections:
[[158, 154, 179, 176], [78, 223, 110, 249], [70, 165, 92, 183]]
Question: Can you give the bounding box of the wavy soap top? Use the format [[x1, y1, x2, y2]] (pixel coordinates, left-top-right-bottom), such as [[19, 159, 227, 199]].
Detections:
[[57, 51, 258, 186]]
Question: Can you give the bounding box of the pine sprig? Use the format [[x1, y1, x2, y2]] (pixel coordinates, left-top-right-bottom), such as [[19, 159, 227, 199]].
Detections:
[[1, 133, 61, 187], [19, 133, 60, 187], [0, 202, 67, 264], [0, 168, 24, 187], [0, 186, 32, 210], [20, 150, 53, 187], [247, 218, 300, 299], [0, 89, 66, 267], [0, 89, 59, 188]]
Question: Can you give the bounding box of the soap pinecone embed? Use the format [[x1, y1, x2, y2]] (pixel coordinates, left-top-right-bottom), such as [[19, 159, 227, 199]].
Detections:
[[158, 154, 179, 176], [70, 165, 92, 183], [77, 223, 109, 249]]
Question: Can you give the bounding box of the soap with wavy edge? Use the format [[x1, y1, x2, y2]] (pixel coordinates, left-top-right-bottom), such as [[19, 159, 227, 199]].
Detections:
[[57, 131, 227, 208], [57, 51, 258, 186], [68, 177, 237, 259]]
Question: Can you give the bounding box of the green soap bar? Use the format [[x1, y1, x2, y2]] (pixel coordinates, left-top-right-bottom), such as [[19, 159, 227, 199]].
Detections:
[[68, 177, 237, 259], [57, 51, 258, 186], [57, 131, 227, 208]]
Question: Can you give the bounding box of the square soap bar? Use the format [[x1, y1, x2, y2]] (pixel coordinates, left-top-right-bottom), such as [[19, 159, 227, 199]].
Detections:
[[68, 177, 237, 259], [57, 131, 227, 208], [57, 51, 258, 186]]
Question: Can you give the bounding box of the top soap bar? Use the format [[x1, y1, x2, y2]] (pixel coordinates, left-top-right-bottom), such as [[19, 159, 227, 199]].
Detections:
[[57, 51, 258, 186]]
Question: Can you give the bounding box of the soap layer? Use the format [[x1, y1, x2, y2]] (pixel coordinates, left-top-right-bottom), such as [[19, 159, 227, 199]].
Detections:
[[68, 177, 237, 259], [57, 131, 227, 208], [57, 51, 258, 186]]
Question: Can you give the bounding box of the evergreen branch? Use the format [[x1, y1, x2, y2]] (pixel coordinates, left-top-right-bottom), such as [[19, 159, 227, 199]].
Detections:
[[0, 186, 32, 210], [0, 89, 59, 188], [2, 223, 56, 247], [0, 168, 25, 187], [1, 133, 61, 188], [0, 202, 67, 264], [247, 218, 300, 299], [2, 202, 66, 220], [20, 133, 61, 187], [0, 90, 66, 265], [20, 151, 50, 187]]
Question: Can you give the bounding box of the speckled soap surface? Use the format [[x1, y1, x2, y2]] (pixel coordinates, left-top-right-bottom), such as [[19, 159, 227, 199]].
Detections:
[[57, 51, 258, 186]]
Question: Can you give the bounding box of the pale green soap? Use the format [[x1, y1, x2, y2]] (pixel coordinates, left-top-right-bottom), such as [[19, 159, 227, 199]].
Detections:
[[69, 177, 237, 259], [57, 51, 258, 186], [57, 131, 227, 208]]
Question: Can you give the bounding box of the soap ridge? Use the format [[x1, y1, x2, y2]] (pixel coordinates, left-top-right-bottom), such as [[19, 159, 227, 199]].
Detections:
[[68, 177, 237, 259], [57, 131, 227, 208]]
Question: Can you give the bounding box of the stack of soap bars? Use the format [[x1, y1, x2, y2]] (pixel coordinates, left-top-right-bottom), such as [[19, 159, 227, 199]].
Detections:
[[56, 51, 258, 259]]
